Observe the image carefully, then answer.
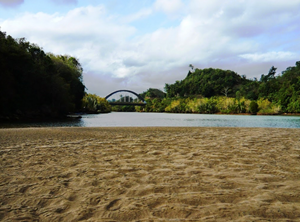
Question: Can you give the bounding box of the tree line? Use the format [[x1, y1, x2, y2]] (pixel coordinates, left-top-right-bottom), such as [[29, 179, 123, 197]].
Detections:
[[140, 62, 300, 115], [0, 30, 110, 120], [2, 30, 299, 118]]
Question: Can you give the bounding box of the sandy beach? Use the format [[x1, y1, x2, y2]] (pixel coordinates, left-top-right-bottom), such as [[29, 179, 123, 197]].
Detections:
[[1, 127, 300, 221]]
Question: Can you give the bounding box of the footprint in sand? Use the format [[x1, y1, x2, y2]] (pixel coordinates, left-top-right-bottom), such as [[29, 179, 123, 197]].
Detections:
[[106, 199, 122, 211]]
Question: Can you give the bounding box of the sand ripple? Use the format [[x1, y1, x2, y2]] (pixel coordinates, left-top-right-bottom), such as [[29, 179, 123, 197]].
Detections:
[[1, 127, 300, 221]]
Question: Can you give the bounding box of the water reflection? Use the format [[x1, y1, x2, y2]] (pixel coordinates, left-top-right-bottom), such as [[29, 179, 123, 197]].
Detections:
[[1, 112, 300, 128]]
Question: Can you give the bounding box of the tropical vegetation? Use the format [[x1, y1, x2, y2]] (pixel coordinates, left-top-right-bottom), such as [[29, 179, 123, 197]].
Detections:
[[0, 30, 87, 120], [140, 62, 300, 115], [82, 93, 111, 113]]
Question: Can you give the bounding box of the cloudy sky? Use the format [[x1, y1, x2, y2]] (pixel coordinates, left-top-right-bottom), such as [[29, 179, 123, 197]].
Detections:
[[1, 0, 300, 97]]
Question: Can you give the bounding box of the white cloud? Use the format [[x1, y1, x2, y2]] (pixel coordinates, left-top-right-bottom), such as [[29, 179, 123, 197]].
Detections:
[[122, 8, 153, 23], [240, 52, 298, 62], [1, 0, 300, 96], [1, 5, 136, 74], [154, 0, 184, 16]]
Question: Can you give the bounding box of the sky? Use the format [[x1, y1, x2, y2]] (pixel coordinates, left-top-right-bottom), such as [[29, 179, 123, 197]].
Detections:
[[0, 0, 300, 97]]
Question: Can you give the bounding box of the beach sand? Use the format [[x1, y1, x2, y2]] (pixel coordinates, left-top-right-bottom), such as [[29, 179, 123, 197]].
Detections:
[[1, 127, 300, 221]]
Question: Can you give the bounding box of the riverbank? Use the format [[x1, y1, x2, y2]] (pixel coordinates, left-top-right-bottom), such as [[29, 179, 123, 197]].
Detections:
[[1, 127, 300, 221]]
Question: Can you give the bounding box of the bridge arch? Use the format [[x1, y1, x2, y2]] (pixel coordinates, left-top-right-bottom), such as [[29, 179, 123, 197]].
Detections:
[[105, 90, 145, 102]]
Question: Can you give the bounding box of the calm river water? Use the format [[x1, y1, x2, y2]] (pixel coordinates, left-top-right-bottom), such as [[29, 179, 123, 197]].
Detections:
[[1, 112, 300, 128]]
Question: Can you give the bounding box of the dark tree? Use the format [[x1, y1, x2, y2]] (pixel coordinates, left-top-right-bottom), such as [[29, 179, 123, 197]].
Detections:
[[0, 30, 86, 120]]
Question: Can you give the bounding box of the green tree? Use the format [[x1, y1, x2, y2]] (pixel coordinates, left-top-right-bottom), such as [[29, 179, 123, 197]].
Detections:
[[249, 101, 259, 114], [165, 68, 247, 98], [0, 30, 86, 120], [82, 94, 111, 113]]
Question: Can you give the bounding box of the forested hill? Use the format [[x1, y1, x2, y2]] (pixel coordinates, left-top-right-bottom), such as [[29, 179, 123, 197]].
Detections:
[[165, 68, 248, 98], [164, 63, 300, 113], [0, 30, 85, 120]]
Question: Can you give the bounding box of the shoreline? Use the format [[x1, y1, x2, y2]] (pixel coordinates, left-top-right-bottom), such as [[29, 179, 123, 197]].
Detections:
[[1, 127, 300, 221], [1, 111, 300, 123]]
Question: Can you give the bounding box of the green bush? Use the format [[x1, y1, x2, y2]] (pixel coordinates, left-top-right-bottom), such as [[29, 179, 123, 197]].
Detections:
[[287, 100, 300, 113], [82, 94, 111, 113], [197, 99, 218, 114], [249, 101, 259, 114]]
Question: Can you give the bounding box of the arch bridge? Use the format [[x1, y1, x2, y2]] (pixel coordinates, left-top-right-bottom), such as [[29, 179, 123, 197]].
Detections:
[[105, 90, 146, 106]]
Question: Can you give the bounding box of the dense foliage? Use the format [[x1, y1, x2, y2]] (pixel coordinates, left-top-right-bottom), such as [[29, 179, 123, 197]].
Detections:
[[159, 63, 300, 114], [140, 88, 166, 99], [165, 68, 247, 98], [82, 94, 111, 113], [0, 30, 85, 120], [140, 96, 281, 115], [96, 61, 300, 115]]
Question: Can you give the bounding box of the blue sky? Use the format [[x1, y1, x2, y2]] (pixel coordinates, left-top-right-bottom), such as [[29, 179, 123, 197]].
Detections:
[[1, 0, 300, 97]]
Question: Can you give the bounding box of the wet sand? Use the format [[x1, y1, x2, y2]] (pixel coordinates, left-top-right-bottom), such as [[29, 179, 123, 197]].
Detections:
[[1, 127, 300, 221]]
